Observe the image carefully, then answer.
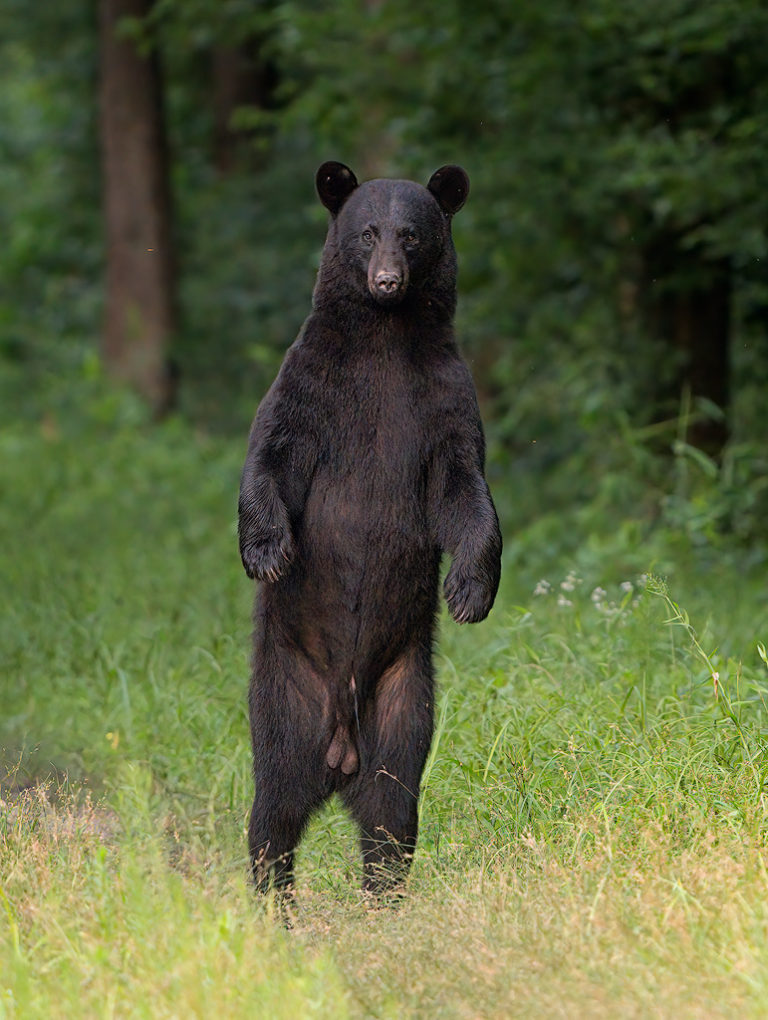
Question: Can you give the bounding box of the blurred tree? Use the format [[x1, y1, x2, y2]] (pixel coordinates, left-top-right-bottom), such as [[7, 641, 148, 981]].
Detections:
[[578, 0, 768, 454], [211, 35, 279, 174], [150, 0, 281, 172], [99, 0, 177, 415]]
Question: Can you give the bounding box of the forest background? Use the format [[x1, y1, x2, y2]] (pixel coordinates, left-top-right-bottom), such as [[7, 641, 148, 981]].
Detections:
[[4, 1, 768, 481], [2, 2, 768, 1016]]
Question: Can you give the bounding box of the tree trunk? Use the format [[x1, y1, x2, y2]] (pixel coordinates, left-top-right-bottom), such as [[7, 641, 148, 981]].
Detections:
[[212, 40, 279, 174], [643, 239, 732, 456], [98, 0, 176, 415]]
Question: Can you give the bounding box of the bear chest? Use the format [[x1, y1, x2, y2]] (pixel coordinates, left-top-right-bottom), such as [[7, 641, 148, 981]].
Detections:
[[316, 358, 429, 483]]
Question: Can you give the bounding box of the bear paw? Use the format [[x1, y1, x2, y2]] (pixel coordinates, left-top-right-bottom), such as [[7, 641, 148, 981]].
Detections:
[[240, 529, 295, 583], [444, 562, 494, 624]]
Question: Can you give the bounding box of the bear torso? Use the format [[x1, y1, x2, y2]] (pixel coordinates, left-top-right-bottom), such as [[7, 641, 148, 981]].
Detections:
[[258, 307, 464, 690], [240, 165, 496, 701]]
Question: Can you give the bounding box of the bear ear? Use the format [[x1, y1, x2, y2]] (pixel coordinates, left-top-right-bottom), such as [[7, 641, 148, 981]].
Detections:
[[427, 165, 470, 216], [316, 161, 358, 216]]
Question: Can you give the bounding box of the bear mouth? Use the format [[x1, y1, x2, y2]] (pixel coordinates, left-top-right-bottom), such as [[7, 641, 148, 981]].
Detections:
[[369, 285, 407, 306]]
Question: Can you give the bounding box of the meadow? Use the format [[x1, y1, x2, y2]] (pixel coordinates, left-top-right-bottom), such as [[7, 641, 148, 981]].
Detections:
[[2, 394, 768, 1018]]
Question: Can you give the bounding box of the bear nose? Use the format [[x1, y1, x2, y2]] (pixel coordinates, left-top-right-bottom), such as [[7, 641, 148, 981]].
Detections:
[[374, 270, 402, 295]]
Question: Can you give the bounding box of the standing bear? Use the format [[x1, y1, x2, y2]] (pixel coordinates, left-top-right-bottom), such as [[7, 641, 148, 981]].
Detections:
[[238, 161, 502, 896]]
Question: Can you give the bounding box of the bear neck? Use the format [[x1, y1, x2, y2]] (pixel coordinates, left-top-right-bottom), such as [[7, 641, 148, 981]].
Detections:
[[312, 284, 456, 328]]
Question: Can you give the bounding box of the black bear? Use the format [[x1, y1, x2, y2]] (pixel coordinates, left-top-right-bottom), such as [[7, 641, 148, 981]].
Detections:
[[238, 161, 502, 897]]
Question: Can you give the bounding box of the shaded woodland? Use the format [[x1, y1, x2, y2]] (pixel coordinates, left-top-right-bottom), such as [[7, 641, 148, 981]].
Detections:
[[2, 0, 767, 542]]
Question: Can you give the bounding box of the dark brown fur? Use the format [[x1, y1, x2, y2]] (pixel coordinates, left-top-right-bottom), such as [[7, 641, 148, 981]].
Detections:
[[238, 162, 501, 896]]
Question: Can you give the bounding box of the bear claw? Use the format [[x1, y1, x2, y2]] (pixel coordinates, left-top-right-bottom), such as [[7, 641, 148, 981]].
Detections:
[[240, 531, 295, 583], [444, 565, 493, 625]]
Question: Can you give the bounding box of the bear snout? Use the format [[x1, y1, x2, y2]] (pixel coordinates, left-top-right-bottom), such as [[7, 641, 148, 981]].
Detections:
[[375, 270, 402, 294], [368, 266, 408, 304]]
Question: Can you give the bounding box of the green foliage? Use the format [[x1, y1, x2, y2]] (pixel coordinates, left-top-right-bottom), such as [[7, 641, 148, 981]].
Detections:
[[2, 408, 768, 1014], [256, 0, 768, 452], [4, 0, 767, 468], [0, 2, 101, 370], [580, 1, 768, 259]]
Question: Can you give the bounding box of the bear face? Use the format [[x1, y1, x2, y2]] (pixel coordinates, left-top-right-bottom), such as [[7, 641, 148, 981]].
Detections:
[[334, 182, 446, 306], [314, 162, 470, 314]]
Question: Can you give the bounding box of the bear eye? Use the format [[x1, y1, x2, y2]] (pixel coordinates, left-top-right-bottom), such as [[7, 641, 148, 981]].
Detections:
[[405, 233, 419, 248], [361, 228, 374, 244]]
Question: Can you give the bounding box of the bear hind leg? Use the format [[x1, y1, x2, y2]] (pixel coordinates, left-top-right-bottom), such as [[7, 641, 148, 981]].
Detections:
[[248, 797, 304, 895], [248, 650, 332, 896], [343, 645, 434, 897]]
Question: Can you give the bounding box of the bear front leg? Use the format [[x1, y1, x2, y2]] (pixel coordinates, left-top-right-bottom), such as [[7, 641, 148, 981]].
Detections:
[[442, 488, 501, 624], [238, 473, 296, 583], [429, 418, 502, 624], [437, 473, 502, 625]]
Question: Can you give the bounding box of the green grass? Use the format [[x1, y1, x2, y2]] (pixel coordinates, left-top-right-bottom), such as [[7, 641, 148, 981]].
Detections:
[[2, 398, 768, 1017]]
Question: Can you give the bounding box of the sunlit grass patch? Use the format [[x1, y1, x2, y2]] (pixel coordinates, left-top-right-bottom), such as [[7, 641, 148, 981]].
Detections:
[[1, 792, 350, 1018], [289, 825, 768, 1019], [3, 414, 768, 1016]]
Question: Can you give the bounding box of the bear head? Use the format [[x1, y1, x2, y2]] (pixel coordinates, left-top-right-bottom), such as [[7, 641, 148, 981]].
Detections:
[[313, 162, 469, 316]]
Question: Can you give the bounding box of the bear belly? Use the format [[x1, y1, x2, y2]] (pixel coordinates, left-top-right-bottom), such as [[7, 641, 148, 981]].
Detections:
[[280, 468, 439, 681]]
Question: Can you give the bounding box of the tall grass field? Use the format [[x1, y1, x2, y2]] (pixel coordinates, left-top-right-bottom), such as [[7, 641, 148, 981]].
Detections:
[[2, 398, 768, 1018]]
